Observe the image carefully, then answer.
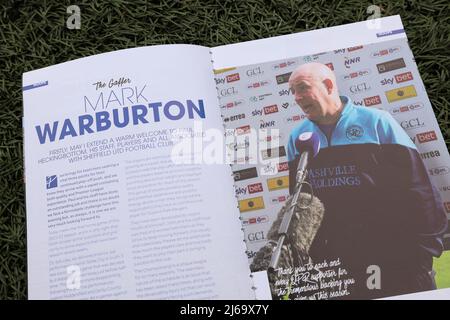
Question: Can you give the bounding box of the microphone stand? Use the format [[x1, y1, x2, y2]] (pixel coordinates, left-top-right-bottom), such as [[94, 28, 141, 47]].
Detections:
[[268, 150, 312, 273]]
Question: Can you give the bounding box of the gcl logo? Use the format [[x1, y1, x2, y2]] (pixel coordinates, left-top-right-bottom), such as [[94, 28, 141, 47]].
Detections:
[[400, 118, 425, 130], [220, 87, 238, 97], [349, 82, 371, 94], [247, 231, 265, 242]]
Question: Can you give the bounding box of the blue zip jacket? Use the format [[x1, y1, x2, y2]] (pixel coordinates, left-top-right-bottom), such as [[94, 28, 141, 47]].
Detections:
[[287, 96, 448, 298]]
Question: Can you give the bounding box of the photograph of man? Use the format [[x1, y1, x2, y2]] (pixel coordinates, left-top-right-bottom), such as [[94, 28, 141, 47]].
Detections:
[[286, 62, 448, 299]]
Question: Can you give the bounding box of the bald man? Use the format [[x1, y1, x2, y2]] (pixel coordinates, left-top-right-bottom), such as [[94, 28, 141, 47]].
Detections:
[[286, 62, 447, 299]]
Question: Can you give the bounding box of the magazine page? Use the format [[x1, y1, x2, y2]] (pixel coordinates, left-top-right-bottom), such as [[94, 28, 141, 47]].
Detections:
[[23, 45, 254, 299], [211, 16, 450, 300]]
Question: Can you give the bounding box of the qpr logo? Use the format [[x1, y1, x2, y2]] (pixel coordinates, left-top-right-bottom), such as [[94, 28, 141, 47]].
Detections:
[[346, 125, 364, 140]]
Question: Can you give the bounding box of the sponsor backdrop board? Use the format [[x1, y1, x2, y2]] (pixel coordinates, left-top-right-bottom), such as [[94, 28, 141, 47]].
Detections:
[[216, 38, 450, 258]]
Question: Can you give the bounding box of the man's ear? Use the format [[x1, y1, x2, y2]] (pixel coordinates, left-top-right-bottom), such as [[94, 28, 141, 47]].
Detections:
[[322, 79, 333, 94]]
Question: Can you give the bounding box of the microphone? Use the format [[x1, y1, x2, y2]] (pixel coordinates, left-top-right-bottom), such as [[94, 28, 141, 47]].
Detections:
[[252, 132, 322, 274], [293, 131, 321, 192], [250, 192, 325, 271]]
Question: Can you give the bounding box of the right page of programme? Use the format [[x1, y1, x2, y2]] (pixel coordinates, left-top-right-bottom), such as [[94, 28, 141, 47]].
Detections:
[[211, 15, 450, 300]]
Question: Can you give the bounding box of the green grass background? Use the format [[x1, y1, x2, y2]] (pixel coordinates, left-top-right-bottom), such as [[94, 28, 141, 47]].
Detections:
[[0, 0, 449, 299], [435, 250, 450, 289]]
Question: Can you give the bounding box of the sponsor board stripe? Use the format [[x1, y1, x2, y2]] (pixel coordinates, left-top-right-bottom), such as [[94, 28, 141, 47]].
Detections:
[[214, 67, 236, 74], [239, 196, 265, 212], [385, 85, 417, 103], [267, 175, 289, 191]]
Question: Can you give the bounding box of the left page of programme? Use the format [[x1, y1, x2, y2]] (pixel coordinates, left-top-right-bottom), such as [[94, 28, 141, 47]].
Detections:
[[23, 45, 254, 300]]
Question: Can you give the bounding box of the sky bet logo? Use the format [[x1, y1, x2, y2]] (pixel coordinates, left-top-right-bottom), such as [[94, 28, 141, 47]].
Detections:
[[235, 183, 263, 197], [277, 162, 289, 172], [248, 182, 264, 194], [416, 131, 437, 143], [236, 125, 251, 135], [381, 71, 414, 86], [363, 95, 382, 106], [215, 73, 240, 85], [395, 72, 414, 83], [264, 104, 279, 115], [252, 105, 278, 116], [347, 45, 363, 52]]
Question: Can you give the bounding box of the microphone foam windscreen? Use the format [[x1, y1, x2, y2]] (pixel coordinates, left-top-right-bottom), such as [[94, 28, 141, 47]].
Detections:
[[250, 192, 325, 272]]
